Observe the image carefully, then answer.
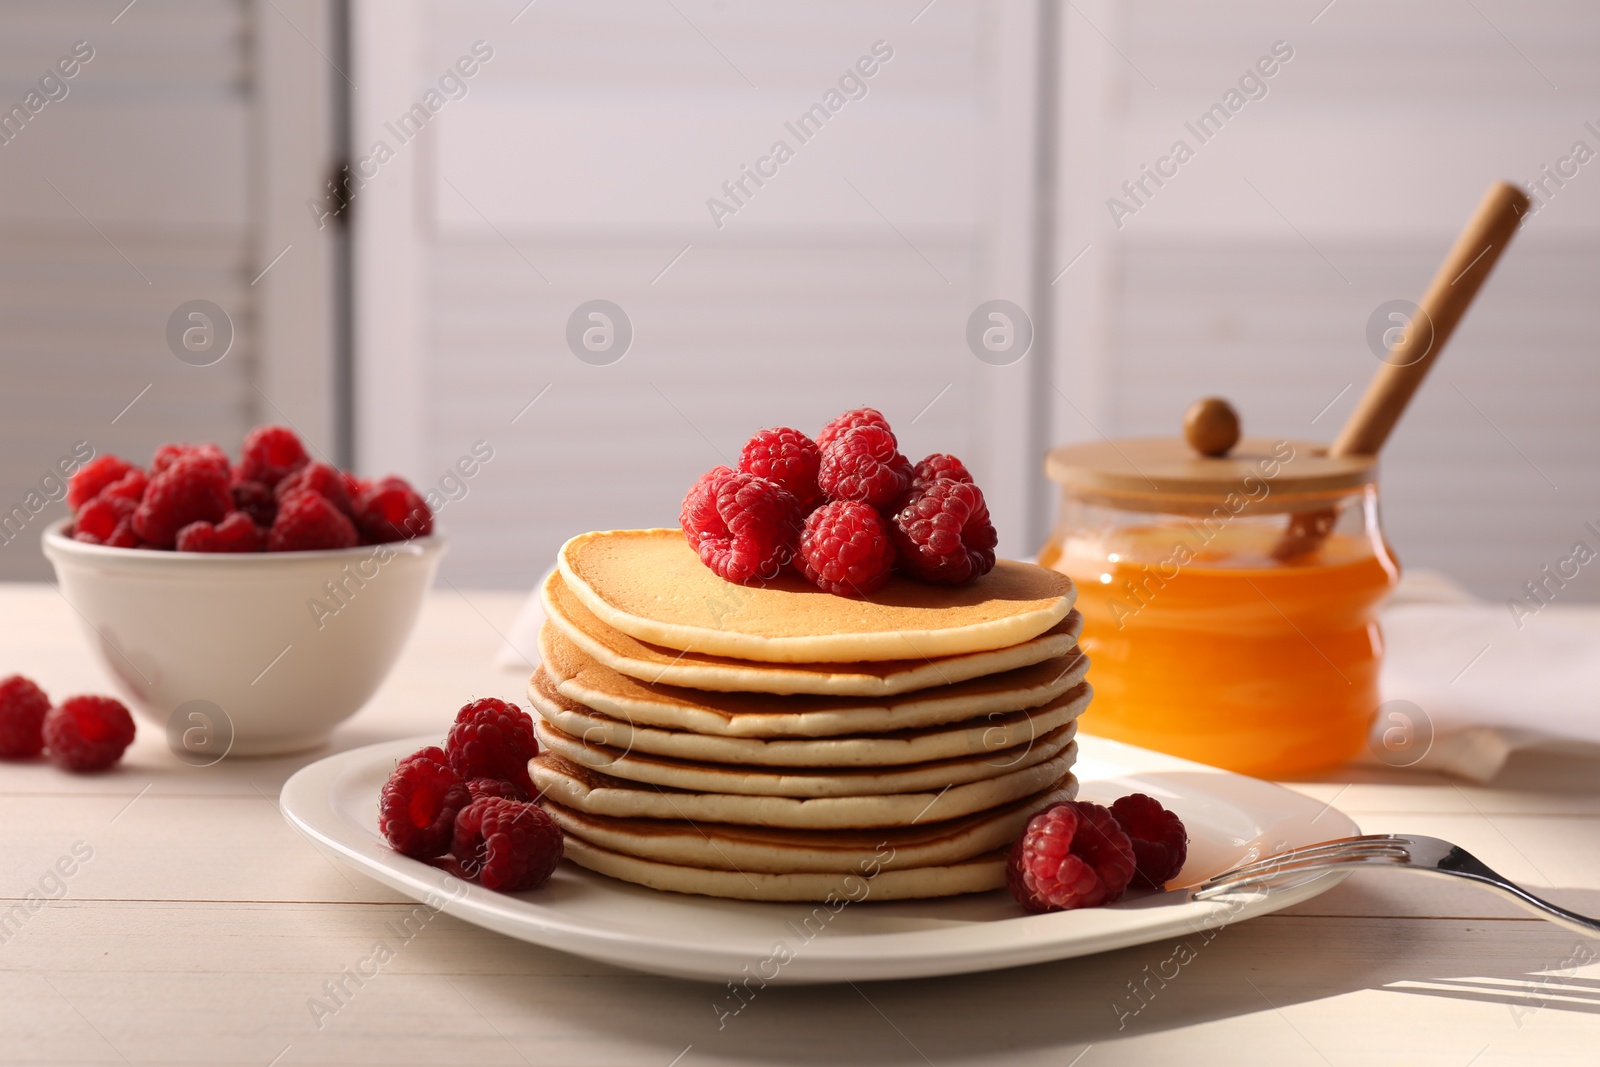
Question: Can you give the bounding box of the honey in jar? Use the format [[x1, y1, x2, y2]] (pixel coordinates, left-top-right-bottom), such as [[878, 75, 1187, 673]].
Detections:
[[1041, 427, 1399, 778]]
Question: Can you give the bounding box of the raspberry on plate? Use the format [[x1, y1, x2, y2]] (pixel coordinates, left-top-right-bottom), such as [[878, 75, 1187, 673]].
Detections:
[[0, 675, 51, 760], [75, 495, 137, 542], [450, 797, 563, 892], [467, 777, 530, 803], [231, 479, 278, 528], [67, 455, 135, 513], [798, 500, 895, 596], [680, 467, 802, 585], [237, 425, 310, 487], [909, 453, 974, 493], [276, 461, 355, 517], [1007, 800, 1137, 913], [132, 454, 235, 549], [42, 695, 136, 773], [817, 425, 911, 510], [176, 512, 266, 553], [379, 753, 469, 859], [152, 443, 230, 477], [446, 697, 538, 795], [354, 477, 432, 543], [817, 407, 893, 452], [738, 427, 822, 511], [399, 745, 448, 769], [1111, 793, 1189, 889], [268, 490, 359, 552], [891, 479, 998, 584]]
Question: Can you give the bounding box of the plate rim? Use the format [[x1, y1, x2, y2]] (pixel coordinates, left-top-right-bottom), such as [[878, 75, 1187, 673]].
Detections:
[[280, 733, 1359, 984]]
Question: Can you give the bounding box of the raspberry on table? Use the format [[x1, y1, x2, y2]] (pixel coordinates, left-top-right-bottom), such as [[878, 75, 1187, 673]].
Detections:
[[450, 797, 563, 892], [817, 407, 893, 452], [446, 698, 538, 795], [798, 500, 895, 596], [379, 753, 469, 859], [1110, 793, 1189, 889], [231, 479, 278, 528], [268, 490, 359, 552], [276, 462, 355, 517], [1007, 800, 1137, 912], [67, 455, 135, 513], [909, 453, 974, 493], [152, 443, 230, 477], [680, 468, 802, 585], [0, 675, 51, 760], [467, 777, 530, 803], [354, 477, 432, 543], [176, 512, 266, 553], [817, 425, 911, 510], [891, 479, 998, 584], [42, 695, 136, 773], [75, 495, 137, 543], [738, 428, 822, 511], [237, 425, 310, 487], [132, 454, 235, 549]]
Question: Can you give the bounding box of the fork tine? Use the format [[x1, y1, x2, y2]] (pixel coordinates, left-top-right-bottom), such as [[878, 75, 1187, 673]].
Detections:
[[1194, 851, 1409, 898], [1199, 835, 1405, 885]]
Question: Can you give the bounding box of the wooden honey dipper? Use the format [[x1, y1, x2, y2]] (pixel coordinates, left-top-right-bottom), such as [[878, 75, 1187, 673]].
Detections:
[[1181, 182, 1532, 561]]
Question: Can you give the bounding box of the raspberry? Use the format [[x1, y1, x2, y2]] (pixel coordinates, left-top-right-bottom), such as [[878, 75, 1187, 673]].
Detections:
[[1007, 801, 1137, 913], [231, 479, 278, 528], [891, 479, 997, 583], [0, 675, 51, 759], [450, 797, 563, 892], [467, 777, 530, 803], [400, 745, 448, 768], [75, 494, 136, 542], [152, 443, 230, 477], [105, 518, 140, 548], [42, 695, 136, 773], [446, 698, 538, 795], [276, 462, 355, 516], [1110, 793, 1189, 889], [817, 426, 911, 509], [132, 454, 235, 549], [909, 453, 974, 493], [738, 428, 822, 511], [176, 512, 266, 553], [379, 753, 468, 859], [354, 477, 432, 543], [799, 501, 895, 596], [100, 469, 149, 505], [817, 407, 892, 452], [67, 455, 134, 513], [267, 490, 358, 552], [680, 468, 802, 584], [238, 425, 309, 487]]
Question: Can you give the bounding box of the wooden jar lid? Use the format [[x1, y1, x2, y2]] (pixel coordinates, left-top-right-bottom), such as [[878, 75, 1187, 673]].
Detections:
[[1044, 436, 1377, 515]]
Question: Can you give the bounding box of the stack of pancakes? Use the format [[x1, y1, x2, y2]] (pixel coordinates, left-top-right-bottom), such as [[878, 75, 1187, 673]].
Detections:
[[528, 529, 1089, 902]]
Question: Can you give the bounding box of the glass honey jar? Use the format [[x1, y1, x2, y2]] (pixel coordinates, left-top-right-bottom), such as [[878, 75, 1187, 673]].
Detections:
[[1040, 418, 1400, 778]]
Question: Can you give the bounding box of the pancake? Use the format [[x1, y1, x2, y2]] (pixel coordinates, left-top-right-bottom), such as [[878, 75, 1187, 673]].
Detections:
[[530, 668, 1091, 766], [560, 836, 1008, 901], [529, 745, 1079, 829], [557, 529, 1075, 663], [542, 571, 1084, 696], [538, 624, 1089, 738], [535, 717, 1078, 797], [542, 777, 1077, 873]]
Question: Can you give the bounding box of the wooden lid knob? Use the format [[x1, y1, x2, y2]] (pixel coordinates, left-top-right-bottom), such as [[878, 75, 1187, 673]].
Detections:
[[1184, 397, 1240, 457]]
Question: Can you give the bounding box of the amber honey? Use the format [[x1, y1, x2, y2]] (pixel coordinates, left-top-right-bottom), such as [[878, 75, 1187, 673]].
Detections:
[[1041, 503, 1399, 777]]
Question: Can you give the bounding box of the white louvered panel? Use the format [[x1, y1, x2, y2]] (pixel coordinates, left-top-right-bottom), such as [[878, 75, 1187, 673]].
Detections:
[[0, 0, 256, 580], [412, 0, 1030, 587]]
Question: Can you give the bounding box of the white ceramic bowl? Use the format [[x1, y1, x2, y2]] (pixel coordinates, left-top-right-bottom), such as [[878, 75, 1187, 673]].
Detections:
[[41, 518, 446, 757]]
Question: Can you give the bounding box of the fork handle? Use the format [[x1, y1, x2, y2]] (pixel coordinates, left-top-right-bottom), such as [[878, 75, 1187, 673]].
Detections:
[[1434, 846, 1600, 938]]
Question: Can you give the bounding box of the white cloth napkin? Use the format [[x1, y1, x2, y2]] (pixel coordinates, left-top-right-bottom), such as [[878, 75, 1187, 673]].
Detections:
[[491, 566, 1600, 782], [1376, 569, 1600, 781]]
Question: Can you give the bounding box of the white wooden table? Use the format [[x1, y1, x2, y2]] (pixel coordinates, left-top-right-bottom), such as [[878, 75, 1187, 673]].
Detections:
[[3, 582, 1598, 1066]]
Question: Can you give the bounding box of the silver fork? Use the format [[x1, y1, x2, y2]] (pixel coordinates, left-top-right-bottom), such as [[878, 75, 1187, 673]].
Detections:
[[1193, 833, 1600, 938]]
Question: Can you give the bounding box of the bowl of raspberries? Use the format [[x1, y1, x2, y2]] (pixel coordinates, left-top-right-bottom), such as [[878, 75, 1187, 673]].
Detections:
[[681, 407, 999, 596], [40, 426, 445, 757]]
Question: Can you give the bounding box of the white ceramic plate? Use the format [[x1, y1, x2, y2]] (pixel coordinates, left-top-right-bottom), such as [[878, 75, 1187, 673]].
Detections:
[[280, 734, 1358, 984]]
